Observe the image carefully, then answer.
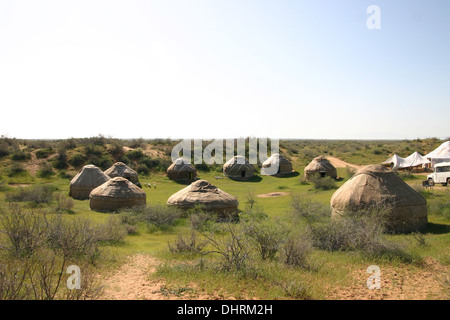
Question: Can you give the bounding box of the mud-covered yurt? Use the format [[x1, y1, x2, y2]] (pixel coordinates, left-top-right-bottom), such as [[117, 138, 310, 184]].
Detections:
[[261, 153, 293, 176], [330, 165, 427, 233], [69, 164, 110, 200], [89, 177, 146, 212], [167, 180, 239, 216], [104, 162, 141, 187], [167, 158, 197, 181], [304, 156, 337, 180], [223, 155, 255, 180]]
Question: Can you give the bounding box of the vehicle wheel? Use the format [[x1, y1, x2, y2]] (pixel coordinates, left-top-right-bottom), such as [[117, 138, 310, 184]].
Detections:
[[446, 178, 450, 186], [428, 178, 435, 186]]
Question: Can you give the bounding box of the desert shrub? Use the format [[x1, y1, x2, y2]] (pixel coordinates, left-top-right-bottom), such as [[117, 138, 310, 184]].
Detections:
[[52, 150, 69, 170], [290, 195, 329, 222], [194, 162, 210, 172], [281, 234, 312, 269], [189, 211, 216, 231], [37, 163, 54, 178], [83, 144, 103, 157], [7, 163, 26, 177], [0, 142, 11, 157], [126, 149, 144, 161], [310, 175, 336, 190], [57, 170, 72, 180], [307, 212, 415, 262], [244, 220, 286, 260], [10, 150, 31, 161], [201, 223, 254, 273], [90, 155, 112, 171], [121, 205, 183, 232], [96, 215, 127, 244], [169, 231, 208, 253], [35, 148, 54, 159], [136, 164, 150, 175], [6, 185, 54, 205], [53, 193, 74, 213], [68, 153, 86, 168], [108, 142, 124, 160], [276, 280, 312, 299]]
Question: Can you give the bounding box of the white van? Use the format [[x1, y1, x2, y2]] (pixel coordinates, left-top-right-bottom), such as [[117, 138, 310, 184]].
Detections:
[[427, 162, 450, 186]]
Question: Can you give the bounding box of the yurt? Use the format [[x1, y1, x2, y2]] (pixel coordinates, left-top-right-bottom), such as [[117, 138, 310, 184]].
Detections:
[[261, 153, 293, 176], [69, 164, 110, 200], [330, 165, 427, 233], [304, 156, 337, 180], [167, 180, 239, 216], [104, 162, 141, 187], [223, 155, 255, 180], [167, 158, 197, 181], [89, 177, 146, 212]]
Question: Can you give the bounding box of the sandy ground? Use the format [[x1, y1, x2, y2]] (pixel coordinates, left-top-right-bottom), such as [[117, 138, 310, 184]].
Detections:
[[98, 254, 221, 300], [257, 192, 290, 198], [327, 258, 449, 300], [326, 156, 363, 170], [25, 151, 40, 176]]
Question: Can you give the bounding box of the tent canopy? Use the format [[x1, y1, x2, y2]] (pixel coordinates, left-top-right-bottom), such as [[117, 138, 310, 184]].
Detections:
[[382, 152, 429, 169], [424, 141, 450, 167]]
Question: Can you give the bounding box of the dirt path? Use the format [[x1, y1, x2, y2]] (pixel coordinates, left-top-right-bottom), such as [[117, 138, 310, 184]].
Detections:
[[326, 156, 363, 170], [99, 254, 218, 300], [327, 258, 449, 300], [25, 151, 40, 176]]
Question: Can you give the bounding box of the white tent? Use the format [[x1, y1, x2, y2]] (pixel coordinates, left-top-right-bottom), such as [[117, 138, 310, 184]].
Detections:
[[424, 141, 450, 167], [402, 151, 430, 168], [382, 152, 429, 169], [381, 154, 405, 169]]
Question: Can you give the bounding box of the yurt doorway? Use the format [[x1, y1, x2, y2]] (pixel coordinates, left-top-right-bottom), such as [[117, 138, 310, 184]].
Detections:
[[320, 171, 326, 178], [241, 171, 246, 178]]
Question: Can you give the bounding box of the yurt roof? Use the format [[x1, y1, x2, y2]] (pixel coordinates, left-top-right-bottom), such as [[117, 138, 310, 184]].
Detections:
[[331, 164, 426, 210], [90, 177, 146, 199], [167, 180, 238, 208], [70, 164, 110, 187]]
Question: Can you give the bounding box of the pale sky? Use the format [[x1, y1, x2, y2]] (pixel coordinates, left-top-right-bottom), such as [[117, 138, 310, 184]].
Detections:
[[0, 0, 449, 140]]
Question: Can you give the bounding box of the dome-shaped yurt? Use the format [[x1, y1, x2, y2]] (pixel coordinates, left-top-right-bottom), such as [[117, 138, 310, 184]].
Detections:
[[90, 177, 146, 212], [304, 156, 337, 180], [167, 158, 197, 181], [330, 165, 427, 233], [223, 156, 255, 180], [261, 153, 293, 176], [167, 180, 239, 217], [69, 164, 110, 200], [104, 162, 141, 187]]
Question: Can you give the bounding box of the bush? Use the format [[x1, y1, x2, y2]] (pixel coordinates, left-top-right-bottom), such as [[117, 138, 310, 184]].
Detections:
[[126, 149, 144, 161], [281, 234, 312, 269], [121, 205, 183, 232], [53, 193, 74, 213], [169, 231, 208, 253], [244, 221, 285, 260], [10, 150, 31, 161], [290, 195, 329, 222], [37, 163, 54, 178], [307, 212, 415, 262], [6, 185, 54, 205], [52, 150, 69, 170], [7, 163, 26, 177], [136, 164, 150, 175], [35, 148, 54, 159], [96, 215, 127, 244], [0, 143, 11, 157], [68, 153, 86, 168], [310, 175, 336, 190]]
